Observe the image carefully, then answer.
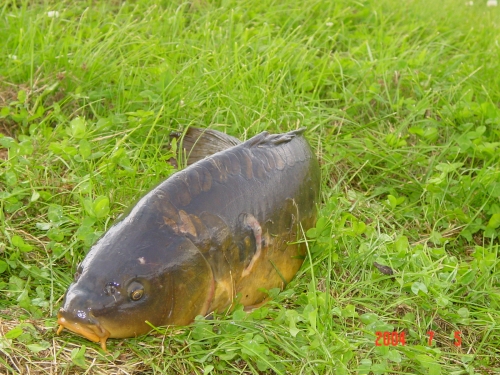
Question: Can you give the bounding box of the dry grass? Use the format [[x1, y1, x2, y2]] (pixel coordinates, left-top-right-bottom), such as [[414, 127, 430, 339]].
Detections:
[[0, 80, 24, 138], [1, 310, 165, 375]]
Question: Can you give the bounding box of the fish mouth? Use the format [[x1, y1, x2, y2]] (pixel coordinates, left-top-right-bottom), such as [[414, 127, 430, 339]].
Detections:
[[57, 310, 110, 351]]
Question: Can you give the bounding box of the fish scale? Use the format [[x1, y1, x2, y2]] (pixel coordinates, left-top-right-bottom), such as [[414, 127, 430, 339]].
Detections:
[[57, 127, 320, 351]]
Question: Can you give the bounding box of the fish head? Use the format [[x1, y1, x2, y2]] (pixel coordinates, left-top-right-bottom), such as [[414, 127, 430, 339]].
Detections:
[[57, 206, 214, 351], [57, 267, 159, 345]]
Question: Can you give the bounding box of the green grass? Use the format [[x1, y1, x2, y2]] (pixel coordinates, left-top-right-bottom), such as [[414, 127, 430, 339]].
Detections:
[[1, 0, 500, 373]]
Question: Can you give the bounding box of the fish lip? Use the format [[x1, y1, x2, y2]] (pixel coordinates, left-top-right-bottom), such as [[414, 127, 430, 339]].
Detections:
[[57, 309, 110, 351]]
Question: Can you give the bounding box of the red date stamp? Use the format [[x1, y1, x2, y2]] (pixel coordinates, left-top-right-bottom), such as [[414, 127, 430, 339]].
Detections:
[[375, 330, 462, 347], [375, 331, 406, 346]]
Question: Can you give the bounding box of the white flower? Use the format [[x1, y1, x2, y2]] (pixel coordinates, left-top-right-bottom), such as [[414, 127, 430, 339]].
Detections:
[[47, 11, 60, 18], [487, 0, 498, 6]]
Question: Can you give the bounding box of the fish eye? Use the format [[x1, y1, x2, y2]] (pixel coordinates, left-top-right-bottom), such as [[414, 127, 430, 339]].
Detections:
[[130, 289, 143, 301], [128, 281, 144, 301]]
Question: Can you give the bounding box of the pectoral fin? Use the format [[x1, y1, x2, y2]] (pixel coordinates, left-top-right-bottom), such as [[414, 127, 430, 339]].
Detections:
[[240, 213, 263, 278]]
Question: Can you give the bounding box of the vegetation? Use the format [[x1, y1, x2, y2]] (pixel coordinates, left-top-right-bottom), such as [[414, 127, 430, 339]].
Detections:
[[1, 0, 499, 373]]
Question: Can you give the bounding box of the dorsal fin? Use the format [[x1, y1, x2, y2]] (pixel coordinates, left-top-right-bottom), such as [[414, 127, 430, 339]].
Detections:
[[244, 127, 306, 148], [171, 127, 241, 167]]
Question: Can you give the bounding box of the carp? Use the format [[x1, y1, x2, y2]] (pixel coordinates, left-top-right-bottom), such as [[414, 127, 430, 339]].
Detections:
[[57, 127, 320, 351]]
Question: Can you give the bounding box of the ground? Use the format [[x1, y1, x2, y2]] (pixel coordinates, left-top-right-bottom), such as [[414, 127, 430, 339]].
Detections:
[[0, 0, 499, 374]]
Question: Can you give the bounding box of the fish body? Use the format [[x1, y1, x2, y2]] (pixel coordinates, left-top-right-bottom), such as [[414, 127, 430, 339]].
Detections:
[[57, 127, 320, 350]]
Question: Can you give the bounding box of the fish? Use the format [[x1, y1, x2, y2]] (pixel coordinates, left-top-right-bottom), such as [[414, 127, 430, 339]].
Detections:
[[57, 127, 320, 351]]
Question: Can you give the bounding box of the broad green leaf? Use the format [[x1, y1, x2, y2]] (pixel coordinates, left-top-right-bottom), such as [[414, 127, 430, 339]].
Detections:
[[358, 359, 372, 375], [83, 198, 95, 217], [371, 362, 389, 375], [0, 136, 15, 148], [436, 296, 449, 307], [93, 196, 110, 218], [416, 354, 441, 374], [36, 222, 52, 231], [79, 138, 92, 159], [232, 309, 247, 321], [457, 307, 469, 318], [5, 171, 17, 186], [386, 349, 402, 363], [17, 90, 26, 103], [416, 354, 438, 366], [256, 359, 270, 372], [394, 235, 409, 253], [47, 227, 65, 241], [387, 195, 398, 209], [285, 310, 300, 337], [459, 269, 476, 285], [18, 140, 33, 155], [27, 341, 50, 353], [203, 365, 214, 374], [411, 282, 428, 295], [71, 345, 87, 368], [219, 352, 237, 361], [359, 313, 379, 325], [30, 191, 40, 202], [423, 127, 439, 142], [306, 227, 318, 238], [48, 204, 64, 222], [5, 327, 24, 339], [487, 213, 500, 229], [69, 117, 86, 138], [11, 235, 33, 252], [342, 304, 358, 318], [435, 162, 463, 173]]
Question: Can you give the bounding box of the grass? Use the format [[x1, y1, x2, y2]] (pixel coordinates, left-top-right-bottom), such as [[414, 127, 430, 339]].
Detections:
[[1, 0, 500, 373]]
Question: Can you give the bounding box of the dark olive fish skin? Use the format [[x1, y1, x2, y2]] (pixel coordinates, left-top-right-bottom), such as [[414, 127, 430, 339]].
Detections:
[[57, 128, 320, 351]]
